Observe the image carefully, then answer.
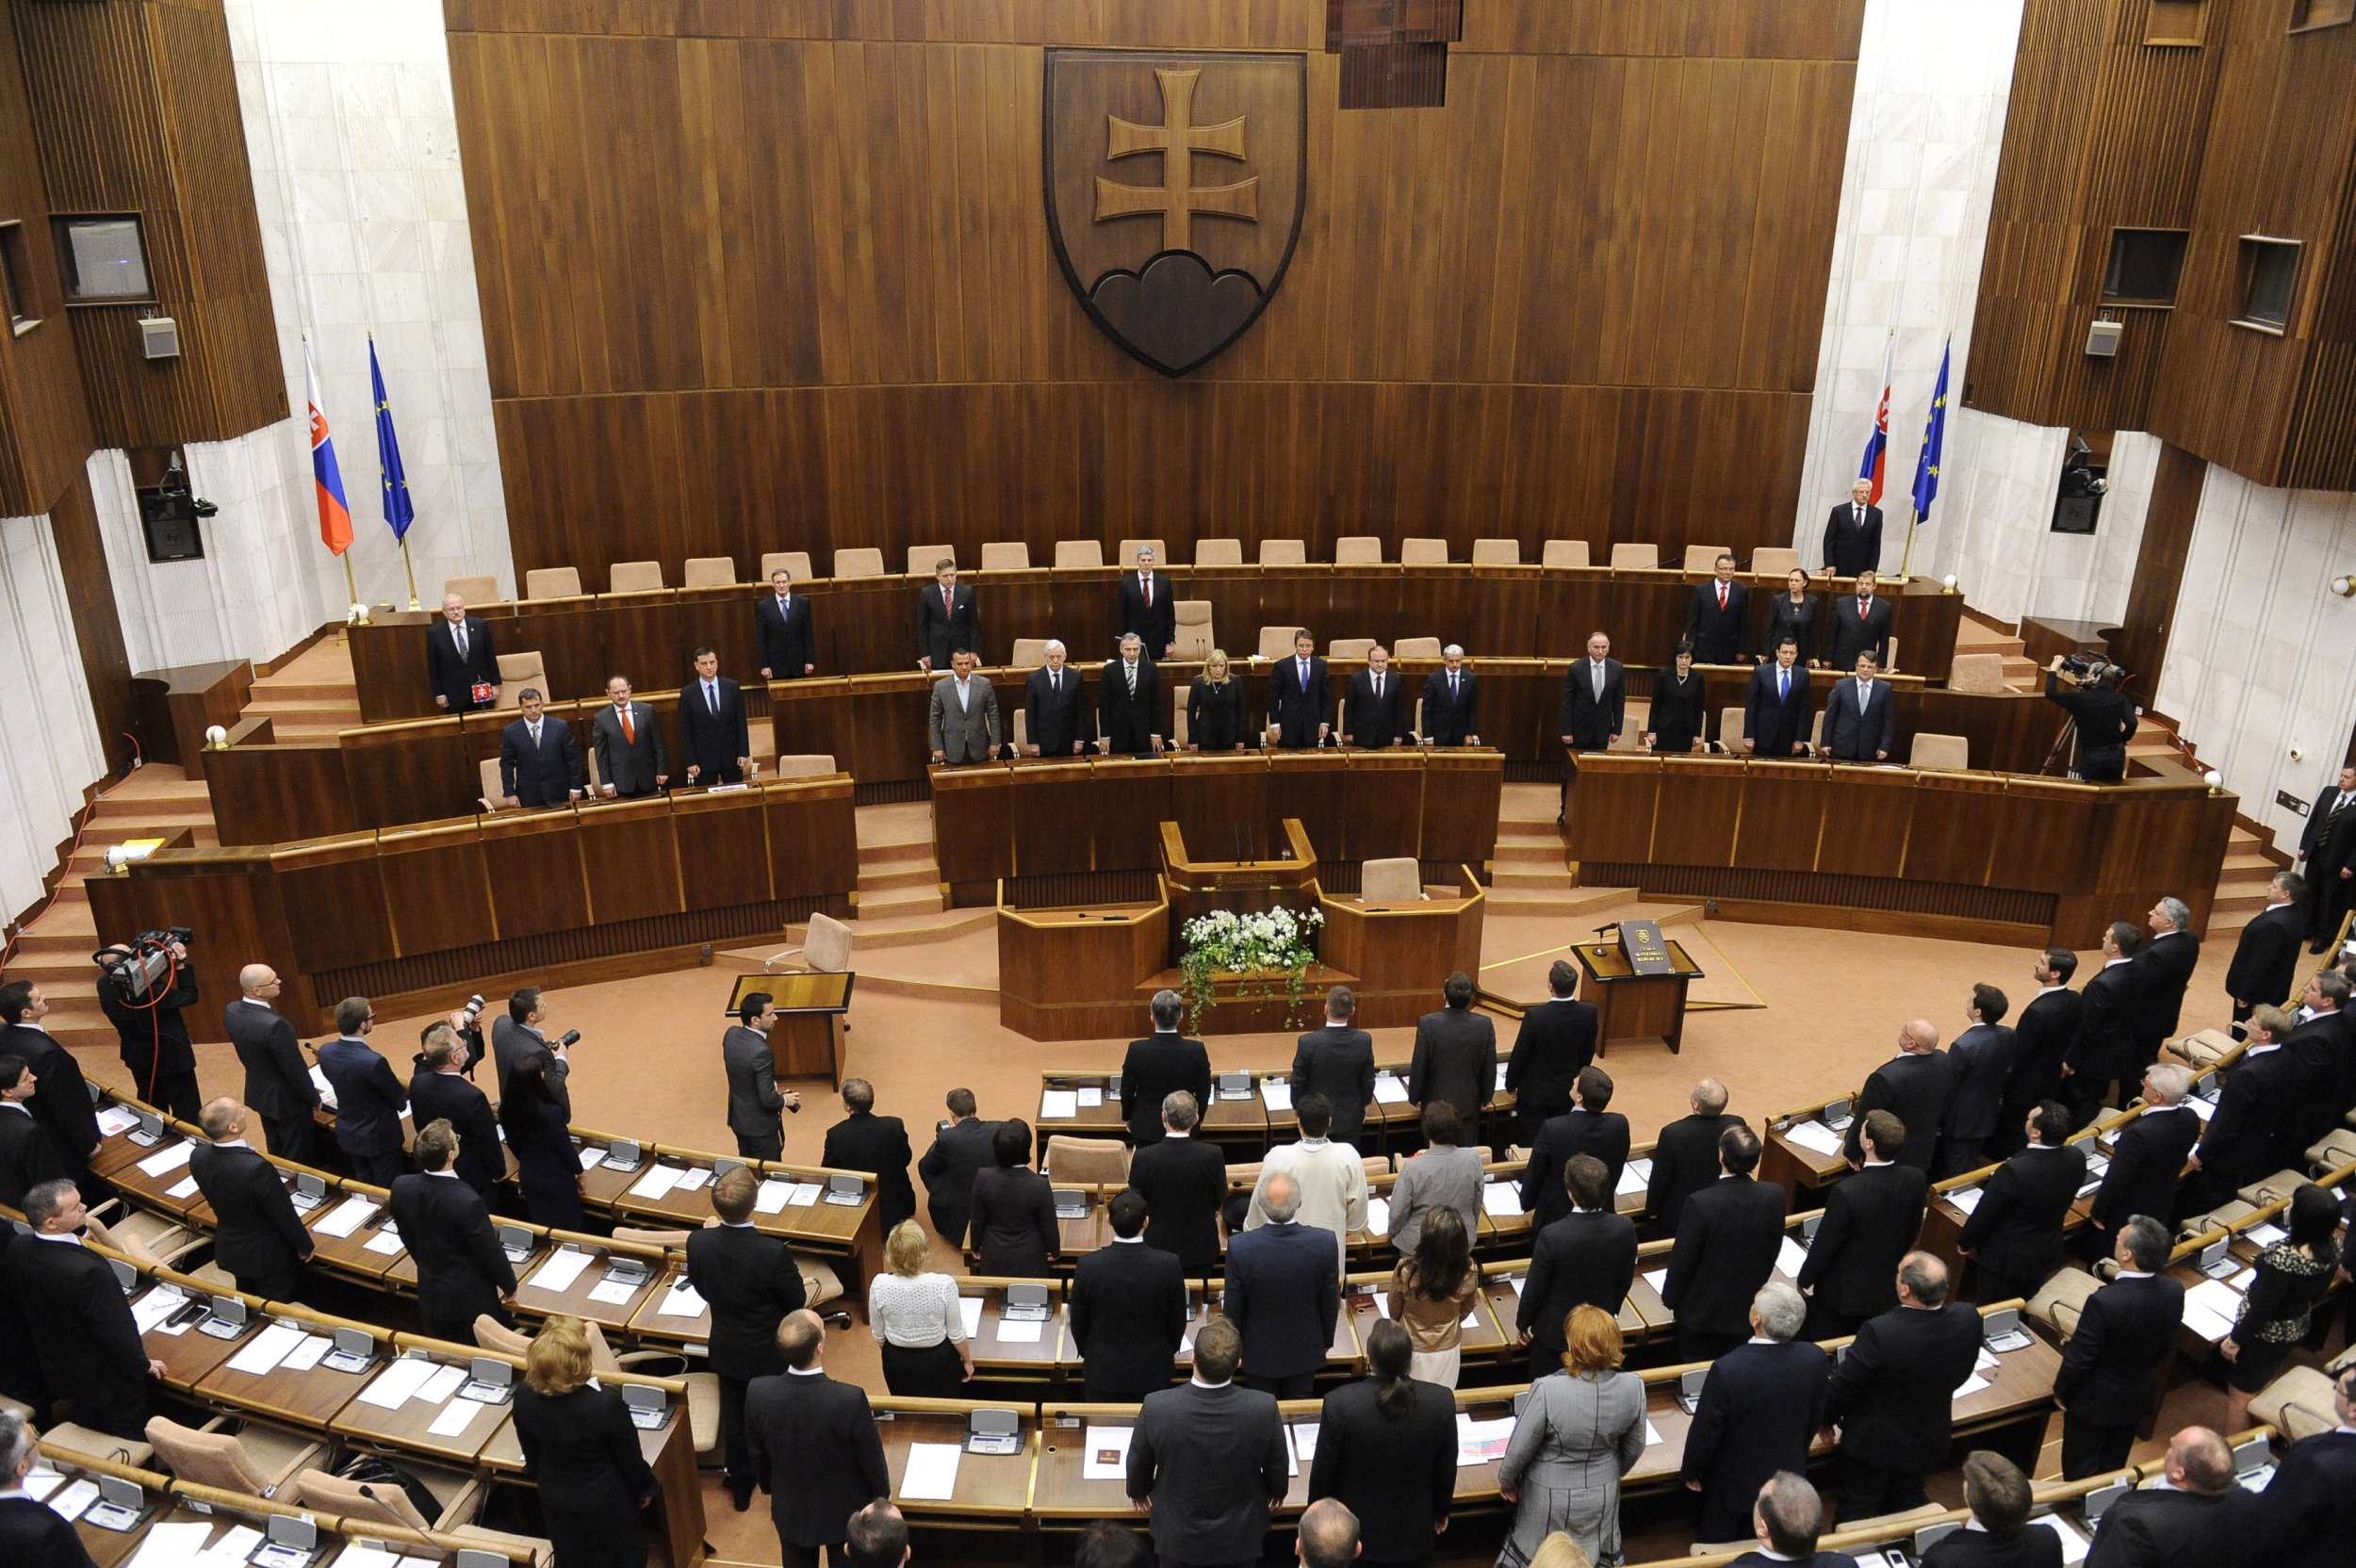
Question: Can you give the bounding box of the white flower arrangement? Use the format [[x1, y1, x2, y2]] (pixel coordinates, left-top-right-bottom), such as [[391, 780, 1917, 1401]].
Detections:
[[1177, 905, 1323, 1031]]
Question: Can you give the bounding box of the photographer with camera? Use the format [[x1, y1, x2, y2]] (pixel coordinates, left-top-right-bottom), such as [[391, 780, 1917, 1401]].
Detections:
[[94, 929, 201, 1121], [492, 987, 572, 1120], [2044, 654, 2138, 783]]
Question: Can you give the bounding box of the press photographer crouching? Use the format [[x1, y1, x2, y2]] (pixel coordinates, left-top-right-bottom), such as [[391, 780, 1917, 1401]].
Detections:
[[94, 927, 202, 1120], [2044, 652, 2138, 783]]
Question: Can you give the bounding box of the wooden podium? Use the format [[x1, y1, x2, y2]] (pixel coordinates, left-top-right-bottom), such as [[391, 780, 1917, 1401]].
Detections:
[[1157, 818, 1319, 965], [728, 971, 853, 1085], [1571, 934, 1705, 1055]]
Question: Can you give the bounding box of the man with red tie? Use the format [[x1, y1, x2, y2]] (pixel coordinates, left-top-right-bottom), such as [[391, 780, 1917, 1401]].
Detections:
[[1826, 568, 1894, 673], [1118, 545, 1176, 659], [914, 558, 979, 673], [1683, 552, 1750, 664]]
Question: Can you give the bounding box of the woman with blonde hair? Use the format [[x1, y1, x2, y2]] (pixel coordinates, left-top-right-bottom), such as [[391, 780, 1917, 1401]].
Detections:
[[868, 1217, 973, 1396], [1528, 1535, 1595, 1568], [1496, 1304, 1646, 1568], [1187, 649, 1249, 752], [511, 1315, 656, 1568]]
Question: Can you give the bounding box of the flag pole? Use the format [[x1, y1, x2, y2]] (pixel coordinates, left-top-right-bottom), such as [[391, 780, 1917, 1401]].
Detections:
[[1899, 508, 1920, 581], [342, 553, 368, 626], [400, 539, 420, 612]]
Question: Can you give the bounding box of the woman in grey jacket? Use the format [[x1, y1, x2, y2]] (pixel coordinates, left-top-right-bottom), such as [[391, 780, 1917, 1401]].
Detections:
[[1496, 1304, 1648, 1568]]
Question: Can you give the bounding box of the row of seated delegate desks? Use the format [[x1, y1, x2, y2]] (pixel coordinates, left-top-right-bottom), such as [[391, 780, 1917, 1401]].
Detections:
[[346, 564, 1966, 723], [207, 660, 2070, 847], [1567, 752, 2238, 949], [86, 775, 857, 1041]]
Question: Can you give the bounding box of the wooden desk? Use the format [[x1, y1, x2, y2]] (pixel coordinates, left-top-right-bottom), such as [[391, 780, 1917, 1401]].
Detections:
[[728, 969, 854, 1083], [1570, 937, 1704, 1056], [870, 1399, 1039, 1525]]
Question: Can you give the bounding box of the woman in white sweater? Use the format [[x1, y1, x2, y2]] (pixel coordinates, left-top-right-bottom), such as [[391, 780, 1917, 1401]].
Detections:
[[867, 1219, 973, 1397]]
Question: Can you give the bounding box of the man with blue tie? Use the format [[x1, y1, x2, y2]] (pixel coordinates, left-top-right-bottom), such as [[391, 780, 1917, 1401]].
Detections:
[[756, 566, 816, 679], [1822, 650, 1896, 762], [1268, 629, 1331, 749], [1744, 637, 1812, 758], [499, 689, 583, 808], [1418, 645, 1481, 746], [680, 646, 752, 785]]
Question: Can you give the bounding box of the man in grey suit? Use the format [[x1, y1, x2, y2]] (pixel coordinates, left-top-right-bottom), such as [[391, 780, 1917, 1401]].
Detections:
[[492, 988, 570, 1118], [1126, 1315, 1288, 1568], [724, 993, 800, 1160], [928, 649, 1001, 765], [592, 675, 668, 797], [224, 964, 322, 1164]]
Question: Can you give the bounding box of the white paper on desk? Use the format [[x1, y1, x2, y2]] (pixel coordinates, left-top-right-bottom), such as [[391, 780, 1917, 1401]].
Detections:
[[1081, 1425, 1134, 1480], [1508, 1275, 1526, 1296], [1953, 1373, 1990, 1399], [167, 1174, 201, 1200], [2186, 1275, 2248, 1319], [1372, 1076, 1409, 1105], [363, 1226, 406, 1257], [755, 1179, 792, 1214], [308, 1064, 336, 1104], [1291, 1422, 1320, 1463], [281, 1333, 331, 1372], [2182, 1296, 2237, 1343], [1365, 1197, 1390, 1235], [1614, 1163, 1646, 1198], [899, 1442, 962, 1501], [1454, 1413, 1514, 1466], [1481, 1184, 1523, 1217], [21, 1467, 63, 1501], [2247, 1221, 2287, 1247], [676, 1167, 712, 1191], [1784, 1120, 1845, 1156], [226, 1321, 307, 1376], [785, 1182, 822, 1207], [577, 1147, 602, 1171], [194, 1526, 265, 1568], [1642, 1267, 1669, 1295], [132, 1286, 187, 1333], [2185, 1096, 2216, 1121], [1495, 1063, 1510, 1092], [1975, 1347, 2000, 1372], [47, 1478, 100, 1521], [957, 1297, 984, 1338], [137, 1140, 195, 1177], [98, 1104, 141, 1136], [1040, 1090, 1080, 1120], [428, 1396, 490, 1437], [1261, 1080, 1292, 1112], [316, 1196, 378, 1237], [1947, 1187, 1985, 1216], [359, 1357, 437, 1409], [1644, 1419, 1663, 1446], [1626, 1156, 1653, 1182], [330, 1546, 401, 1568], [588, 1277, 641, 1305], [1776, 1235, 1809, 1278], [1075, 1086, 1104, 1109], [629, 1165, 682, 1200], [2044, 1514, 2092, 1566], [996, 1318, 1043, 1344], [531, 1248, 596, 1293], [658, 1280, 708, 1318], [418, 1363, 468, 1405], [123, 1519, 212, 1568]]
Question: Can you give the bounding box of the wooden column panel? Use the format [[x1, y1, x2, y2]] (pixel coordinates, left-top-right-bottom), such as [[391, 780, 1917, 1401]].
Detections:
[[378, 824, 496, 957], [272, 835, 392, 974], [578, 797, 685, 923], [481, 810, 592, 939]]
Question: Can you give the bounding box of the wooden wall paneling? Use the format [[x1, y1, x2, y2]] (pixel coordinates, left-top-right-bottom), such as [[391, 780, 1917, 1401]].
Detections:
[[762, 777, 858, 902], [929, 764, 1016, 886], [1996, 777, 2102, 894], [1898, 773, 2010, 886], [43, 470, 138, 771], [977, 568, 1054, 666], [666, 790, 772, 911], [845, 675, 932, 785], [480, 808, 592, 940], [1560, 754, 1660, 864], [1418, 749, 1503, 866], [377, 823, 497, 957], [1047, 567, 1121, 665], [771, 677, 862, 769], [0, 7, 94, 516], [1166, 753, 1268, 861], [339, 717, 481, 830], [1732, 759, 1830, 872], [1335, 749, 1425, 863], [349, 613, 439, 724], [1267, 750, 1350, 862], [2107, 438, 2205, 687], [87, 845, 297, 1043], [576, 795, 685, 923], [271, 835, 393, 974], [206, 743, 357, 847], [1654, 755, 1745, 861], [1088, 758, 1174, 874], [1809, 763, 1913, 875], [1006, 760, 1089, 877]]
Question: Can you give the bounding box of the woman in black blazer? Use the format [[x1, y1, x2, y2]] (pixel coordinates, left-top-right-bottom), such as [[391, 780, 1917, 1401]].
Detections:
[[499, 1054, 583, 1230], [512, 1316, 657, 1568], [965, 1118, 1059, 1277], [1645, 643, 1708, 754], [1759, 568, 1822, 667], [1306, 1319, 1456, 1566], [1187, 649, 1250, 752]]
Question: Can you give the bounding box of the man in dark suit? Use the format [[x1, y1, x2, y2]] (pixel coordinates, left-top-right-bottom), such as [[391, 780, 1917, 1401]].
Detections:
[[1798, 1110, 1928, 1340], [2130, 897, 2200, 1074], [1098, 635, 1164, 756], [1516, 1154, 1637, 1380], [1682, 1284, 1831, 1546], [591, 675, 668, 797], [1128, 1092, 1225, 1278], [1685, 553, 1751, 665], [1958, 1101, 2087, 1306], [1821, 649, 1897, 762], [746, 1310, 891, 1568], [1223, 1170, 1338, 1397], [1843, 1019, 1957, 1174], [0, 1059, 65, 1208], [498, 690, 584, 808], [1557, 629, 1625, 820], [820, 1078, 915, 1232], [1744, 638, 1813, 758], [913, 559, 979, 673], [96, 935, 201, 1122], [1306, 1340, 1453, 1563], [317, 997, 408, 1186], [917, 1088, 998, 1244], [224, 965, 322, 1165], [1821, 1251, 1983, 1522], [1417, 645, 1480, 746], [1407, 972, 1496, 1129], [390, 1119, 516, 1340], [1121, 990, 1213, 1148], [2083, 1427, 2259, 1568], [688, 1167, 808, 1511], [1340, 645, 1407, 748], [1521, 1066, 1631, 1226], [2227, 872, 2308, 1029], [410, 1024, 502, 1204], [1290, 987, 1375, 1147], [1824, 570, 1894, 673], [1997, 950, 2081, 1155], [2180, 1004, 2303, 1216], [424, 591, 499, 712], [1824, 478, 1884, 578], [1922, 1453, 2068, 1568], [1127, 1315, 1288, 1568], [0, 1409, 102, 1568], [1646, 1077, 1741, 1237], [1071, 1188, 1187, 1402], [2299, 764, 2356, 952], [1268, 629, 1332, 749], [2257, 1364, 2356, 1563], [756, 565, 817, 680], [724, 994, 798, 1162], [1939, 984, 2019, 1177], [1022, 641, 1089, 757], [0, 984, 98, 1182], [2084, 1064, 2198, 1257], [2054, 1217, 2184, 1478], [1663, 1124, 1788, 1362], [1506, 962, 1596, 1145], [7, 1181, 164, 1440], [188, 1099, 313, 1301], [492, 988, 570, 1117], [679, 646, 753, 786], [2282, 972, 2356, 1150], [1117, 546, 1176, 659]]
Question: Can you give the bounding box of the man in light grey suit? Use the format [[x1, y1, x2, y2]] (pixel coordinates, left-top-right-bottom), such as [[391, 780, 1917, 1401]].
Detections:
[[592, 675, 669, 797], [928, 649, 1001, 765], [1126, 1315, 1288, 1568], [724, 993, 799, 1160]]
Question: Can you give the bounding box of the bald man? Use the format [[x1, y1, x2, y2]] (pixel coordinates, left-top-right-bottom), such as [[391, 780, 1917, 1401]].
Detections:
[[2085, 1427, 2259, 1567], [223, 965, 322, 1164], [188, 1100, 313, 1301], [1841, 1021, 1956, 1176]]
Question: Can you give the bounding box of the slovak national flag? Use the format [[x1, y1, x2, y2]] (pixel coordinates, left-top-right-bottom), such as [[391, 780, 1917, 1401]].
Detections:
[[304, 344, 353, 556], [1858, 334, 1892, 505]]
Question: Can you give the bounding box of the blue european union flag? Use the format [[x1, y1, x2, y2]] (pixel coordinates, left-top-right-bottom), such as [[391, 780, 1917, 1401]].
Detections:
[[369, 337, 415, 544], [1910, 337, 1950, 523]]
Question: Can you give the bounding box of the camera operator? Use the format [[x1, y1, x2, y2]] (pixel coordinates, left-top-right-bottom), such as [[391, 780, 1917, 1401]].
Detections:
[[491, 987, 571, 1119], [95, 931, 201, 1121], [2044, 654, 2138, 783]]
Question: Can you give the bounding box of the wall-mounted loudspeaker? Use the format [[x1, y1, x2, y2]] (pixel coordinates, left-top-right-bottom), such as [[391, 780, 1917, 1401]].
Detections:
[[2084, 319, 2122, 357], [139, 316, 180, 359]]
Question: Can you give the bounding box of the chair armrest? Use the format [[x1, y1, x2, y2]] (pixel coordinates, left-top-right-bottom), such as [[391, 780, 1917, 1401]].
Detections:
[[432, 1476, 488, 1532]]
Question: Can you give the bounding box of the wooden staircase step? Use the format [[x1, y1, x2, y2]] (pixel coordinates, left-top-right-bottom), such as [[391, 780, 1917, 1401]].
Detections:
[[856, 887, 945, 920], [858, 839, 933, 869], [1492, 840, 1563, 865], [1492, 866, 1579, 890], [857, 864, 939, 894]]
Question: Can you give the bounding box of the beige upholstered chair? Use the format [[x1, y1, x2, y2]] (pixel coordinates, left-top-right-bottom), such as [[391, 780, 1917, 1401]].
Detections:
[[1257, 625, 1301, 662], [1333, 536, 1383, 564], [2170, 1027, 2238, 1070], [2236, 1170, 2313, 1208], [524, 566, 583, 600], [1329, 637, 1376, 660], [1394, 636, 1442, 659], [479, 757, 507, 812], [1259, 538, 1307, 565], [1610, 703, 1649, 750], [1540, 539, 1591, 569], [768, 910, 854, 972], [1908, 732, 1970, 771], [41, 1423, 155, 1467], [773, 753, 838, 777], [1193, 538, 1244, 565], [2305, 1127, 2356, 1170], [608, 560, 665, 593], [1044, 1135, 1132, 1184], [1170, 702, 1189, 748], [1609, 542, 1660, 570], [492, 651, 545, 710], [145, 1415, 326, 1500], [1361, 858, 1425, 902], [1470, 538, 1521, 565], [1118, 537, 1169, 568], [1948, 652, 2012, 694], [907, 545, 955, 578], [2024, 1266, 2102, 1339], [1009, 637, 1053, 669], [1053, 540, 1104, 568], [1173, 601, 1214, 660], [1400, 537, 1448, 564], [443, 574, 500, 605], [1752, 546, 1800, 577], [833, 547, 886, 579], [682, 556, 737, 588], [1681, 545, 1730, 573], [1718, 707, 1746, 749], [298, 1463, 486, 1533], [760, 550, 814, 583], [747, 717, 775, 761], [2253, 1366, 2344, 1443], [979, 542, 1031, 570]]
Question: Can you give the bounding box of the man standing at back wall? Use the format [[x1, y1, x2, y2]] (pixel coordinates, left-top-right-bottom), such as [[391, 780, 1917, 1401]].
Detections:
[[425, 591, 499, 712], [916, 558, 978, 673], [757, 565, 817, 680], [680, 645, 752, 787]]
